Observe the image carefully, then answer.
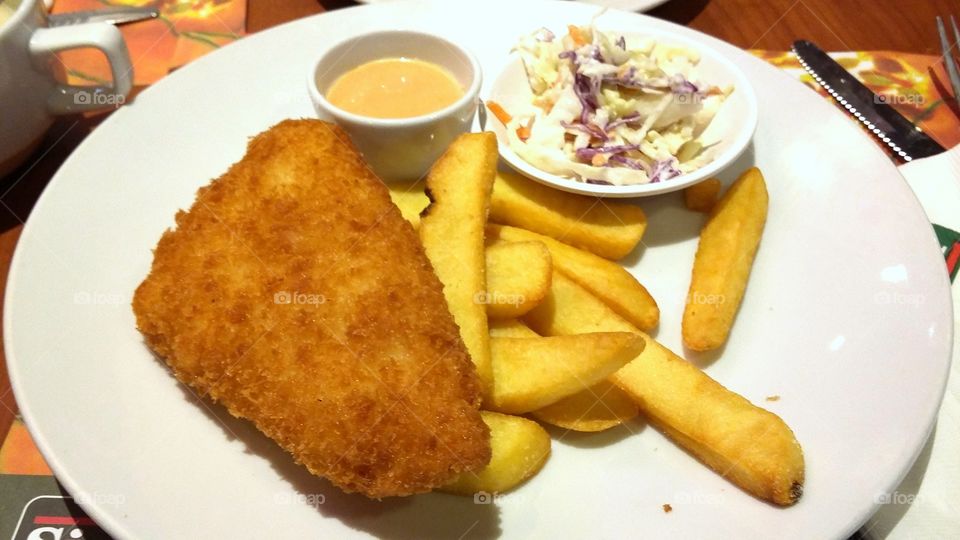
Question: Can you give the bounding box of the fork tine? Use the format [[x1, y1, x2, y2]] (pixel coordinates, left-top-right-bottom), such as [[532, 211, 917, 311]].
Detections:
[[952, 15, 960, 93], [938, 16, 960, 104], [952, 15, 960, 53]]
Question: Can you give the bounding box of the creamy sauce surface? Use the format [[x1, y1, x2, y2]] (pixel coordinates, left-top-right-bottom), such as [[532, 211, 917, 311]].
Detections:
[[326, 58, 464, 119]]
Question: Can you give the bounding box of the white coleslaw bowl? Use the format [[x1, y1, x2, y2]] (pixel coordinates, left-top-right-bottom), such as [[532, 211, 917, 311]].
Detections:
[[487, 27, 758, 198]]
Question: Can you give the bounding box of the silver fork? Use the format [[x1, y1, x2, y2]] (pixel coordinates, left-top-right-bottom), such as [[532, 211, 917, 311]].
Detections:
[[937, 15, 960, 107]]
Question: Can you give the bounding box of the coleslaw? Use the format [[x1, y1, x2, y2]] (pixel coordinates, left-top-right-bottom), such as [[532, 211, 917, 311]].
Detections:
[[492, 21, 732, 186]]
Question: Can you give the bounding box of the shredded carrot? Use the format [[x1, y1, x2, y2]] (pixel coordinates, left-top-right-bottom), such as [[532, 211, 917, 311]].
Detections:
[[543, 98, 556, 115], [486, 101, 512, 126], [568, 25, 588, 47], [516, 117, 535, 142], [488, 100, 531, 141]]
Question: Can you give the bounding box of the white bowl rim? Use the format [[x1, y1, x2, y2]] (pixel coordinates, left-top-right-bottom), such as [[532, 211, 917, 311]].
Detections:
[[0, 0, 35, 38], [308, 30, 483, 129], [489, 27, 759, 198]]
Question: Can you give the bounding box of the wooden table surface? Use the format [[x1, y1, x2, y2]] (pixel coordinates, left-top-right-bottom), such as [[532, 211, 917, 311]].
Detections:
[[0, 0, 955, 438]]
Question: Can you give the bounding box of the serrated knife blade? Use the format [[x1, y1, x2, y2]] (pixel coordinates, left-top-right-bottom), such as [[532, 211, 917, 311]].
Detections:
[[792, 40, 945, 161]]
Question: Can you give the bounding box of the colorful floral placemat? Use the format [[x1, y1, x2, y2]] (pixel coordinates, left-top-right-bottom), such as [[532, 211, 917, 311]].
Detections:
[[752, 50, 960, 283], [1, 46, 958, 538], [752, 50, 960, 152], [53, 0, 246, 86]]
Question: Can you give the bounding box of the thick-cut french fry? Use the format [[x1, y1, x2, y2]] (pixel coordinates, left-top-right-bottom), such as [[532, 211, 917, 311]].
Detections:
[[684, 178, 722, 213], [489, 224, 658, 330], [524, 272, 631, 334], [488, 319, 540, 338], [489, 333, 643, 414], [489, 170, 647, 260], [683, 168, 768, 351], [387, 180, 429, 228], [488, 315, 639, 431], [521, 269, 642, 431], [525, 272, 804, 506], [484, 241, 552, 319], [613, 338, 803, 506], [531, 380, 639, 432], [419, 133, 498, 394], [442, 411, 551, 495]]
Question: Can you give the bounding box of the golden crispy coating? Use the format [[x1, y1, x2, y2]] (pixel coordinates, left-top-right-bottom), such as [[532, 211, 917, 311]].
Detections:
[[683, 168, 768, 351], [133, 119, 490, 498], [683, 177, 722, 213], [418, 132, 499, 394]]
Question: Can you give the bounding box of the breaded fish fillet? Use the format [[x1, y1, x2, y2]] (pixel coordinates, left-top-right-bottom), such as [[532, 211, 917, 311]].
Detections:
[[133, 119, 491, 498]]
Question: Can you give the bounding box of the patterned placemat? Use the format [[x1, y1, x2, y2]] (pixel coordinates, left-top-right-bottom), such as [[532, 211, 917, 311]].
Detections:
[[52, 0, 246, 86], [752, 50, 960, 152]]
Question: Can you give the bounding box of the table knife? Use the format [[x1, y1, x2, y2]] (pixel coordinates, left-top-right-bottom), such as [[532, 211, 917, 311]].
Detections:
[[793, 39, 960, 274], [792, 39, 945, 162], [48, 7, 159, 28]]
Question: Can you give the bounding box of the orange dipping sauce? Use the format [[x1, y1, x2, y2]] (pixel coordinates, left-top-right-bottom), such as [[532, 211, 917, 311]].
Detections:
[[325, 58, 464, 119]]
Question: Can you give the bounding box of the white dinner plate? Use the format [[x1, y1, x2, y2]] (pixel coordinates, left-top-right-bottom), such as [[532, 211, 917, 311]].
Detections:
[[356, 0, 670, 11], [5, 1, 953, 539]]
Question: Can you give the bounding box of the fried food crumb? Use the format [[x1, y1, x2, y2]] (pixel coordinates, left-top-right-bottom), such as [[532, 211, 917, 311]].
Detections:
[[662, 504, 672, 513], [766, 395, 781, 402]]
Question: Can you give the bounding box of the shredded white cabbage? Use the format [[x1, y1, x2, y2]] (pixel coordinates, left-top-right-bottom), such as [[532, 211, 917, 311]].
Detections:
[[502, 22, 732, 186]]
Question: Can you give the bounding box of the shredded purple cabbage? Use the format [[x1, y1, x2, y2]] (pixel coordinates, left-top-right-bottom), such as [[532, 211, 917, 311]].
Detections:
[[601, 67, 637, 88], [573, 72, 601, 124], [649, 159, 681, 183], [561, 121, 608, 141], [608, 154, 651, 173], [590, 45, 605, 63], [534, 27, 555, 42], [575, 144, 640, 161], [547, 29, 697, 185], [604, 112, 643, 132], [602, 68, 672, 92], [669, 74, 699, 94], [603, 70, 702, 99], [561, 48, 601, 124]]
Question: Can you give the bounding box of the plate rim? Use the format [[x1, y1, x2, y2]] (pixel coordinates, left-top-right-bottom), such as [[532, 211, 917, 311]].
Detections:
[[3, 2, 954, 538]]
